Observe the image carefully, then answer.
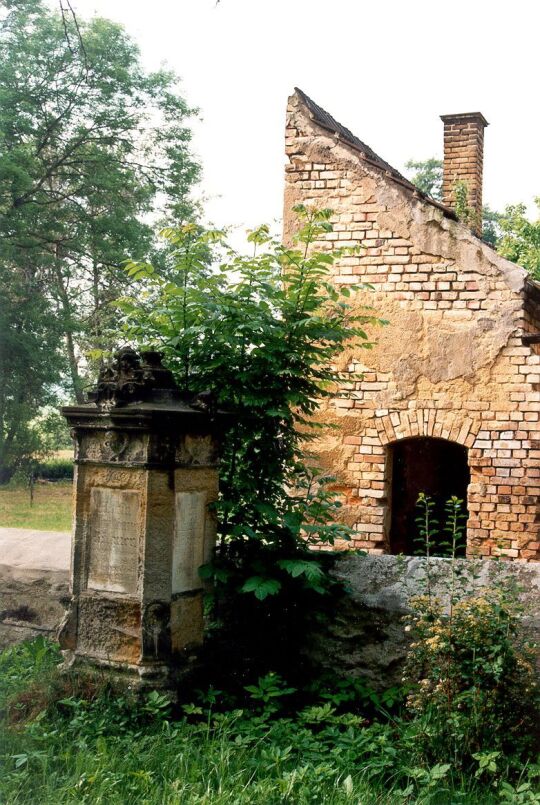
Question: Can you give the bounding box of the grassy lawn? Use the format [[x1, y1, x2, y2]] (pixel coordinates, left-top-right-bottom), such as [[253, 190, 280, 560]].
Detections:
[[0, 483, 72, 531]]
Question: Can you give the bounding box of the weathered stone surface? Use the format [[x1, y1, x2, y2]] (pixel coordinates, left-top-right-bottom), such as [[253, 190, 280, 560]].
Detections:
[[170, 594, 204, 653], [59, 349, 223, 687], [3, 534, 538, 692], [87, 488, 140, 594], [76, 595, 142, 665], [305, 554, 540, 687], [77, 430, 148, 465], [172, 491, 207, 593]]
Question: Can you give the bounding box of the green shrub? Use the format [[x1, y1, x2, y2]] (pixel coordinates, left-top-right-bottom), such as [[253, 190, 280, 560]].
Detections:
[[403, 494, 540, 772], [34, 458, 73, 481], [120, 209, 383, 599]]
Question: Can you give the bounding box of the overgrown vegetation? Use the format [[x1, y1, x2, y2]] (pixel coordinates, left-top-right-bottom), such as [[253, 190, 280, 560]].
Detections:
[[0, 638, 538, 804], [117, 207, 386, 678], [405, 158, 540, 262], [497, 198, 540, 280], [406, 493, 540, 773], [120, 208, 383, 601], [2, 480, 537, 790]]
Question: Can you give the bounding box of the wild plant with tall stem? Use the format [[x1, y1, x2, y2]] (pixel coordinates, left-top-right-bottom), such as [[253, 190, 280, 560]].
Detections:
[[119, 205, 385, 600]]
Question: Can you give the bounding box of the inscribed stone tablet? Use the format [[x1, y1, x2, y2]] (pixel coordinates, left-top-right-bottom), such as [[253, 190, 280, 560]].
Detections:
[[172, 491, 206, 594], [87, 488, 140, 594]]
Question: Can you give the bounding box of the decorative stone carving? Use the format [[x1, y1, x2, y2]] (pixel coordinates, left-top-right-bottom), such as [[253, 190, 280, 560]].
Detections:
[[88, 347, 177, 409], [175, 434, 218, 467], [77, 431, 147, 465]]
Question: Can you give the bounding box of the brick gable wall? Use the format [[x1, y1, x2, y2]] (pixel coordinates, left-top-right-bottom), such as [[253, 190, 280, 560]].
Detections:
[[283, 92, 540, 561]]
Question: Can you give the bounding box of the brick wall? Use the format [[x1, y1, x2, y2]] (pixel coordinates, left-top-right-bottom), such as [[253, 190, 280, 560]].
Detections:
[[283, 91, 540, 561]]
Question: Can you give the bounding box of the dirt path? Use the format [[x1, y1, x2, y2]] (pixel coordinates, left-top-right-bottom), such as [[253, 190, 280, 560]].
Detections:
[[0, 527, 70, 572]]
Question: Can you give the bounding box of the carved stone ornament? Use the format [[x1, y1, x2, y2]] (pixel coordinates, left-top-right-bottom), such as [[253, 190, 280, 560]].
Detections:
[[87, 347, 177, 409], [102, 430, 129, 461], [76, 430, 147, 464]]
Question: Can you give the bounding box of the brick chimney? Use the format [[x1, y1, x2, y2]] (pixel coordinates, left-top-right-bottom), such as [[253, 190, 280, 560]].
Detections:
[[440, 112, 489, 236]]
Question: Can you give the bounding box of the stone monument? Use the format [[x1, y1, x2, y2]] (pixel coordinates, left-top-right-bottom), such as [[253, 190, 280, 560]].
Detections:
[[59, 347, 223, 689]]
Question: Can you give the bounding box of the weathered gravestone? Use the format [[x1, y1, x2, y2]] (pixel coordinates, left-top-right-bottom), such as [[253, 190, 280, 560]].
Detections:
[[59, 348, 223, 689]]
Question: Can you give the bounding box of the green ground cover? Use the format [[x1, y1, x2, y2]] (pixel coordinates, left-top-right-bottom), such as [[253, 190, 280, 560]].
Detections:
[[0, 483, 72, 531], [0, 640, 538, 805]]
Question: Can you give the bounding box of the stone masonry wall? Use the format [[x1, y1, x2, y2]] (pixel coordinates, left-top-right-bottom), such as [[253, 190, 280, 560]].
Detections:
[[283, 92, 540, 561], [307, 553, 540, 687]]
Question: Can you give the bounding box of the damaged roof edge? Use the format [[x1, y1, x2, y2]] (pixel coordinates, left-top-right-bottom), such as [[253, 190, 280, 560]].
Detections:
[[524, 275, 540, 308], [293, 87, 458, 222]]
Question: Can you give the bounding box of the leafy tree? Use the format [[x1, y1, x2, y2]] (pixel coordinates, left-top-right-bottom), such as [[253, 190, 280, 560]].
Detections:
[[0, 261, 64, 484], [406, 158, 507, 247], [120, 207, 384, 599], [405, 158, 443, 200], [119, 207, 385, 678], [0, 0, 199, 480], [479, 205, 503, 248], [497, 198, 540, 280], [0, 0, 200, 396]]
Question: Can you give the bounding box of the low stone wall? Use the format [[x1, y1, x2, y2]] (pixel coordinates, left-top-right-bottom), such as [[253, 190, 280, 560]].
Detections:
[[306, 554, 540, 687], [1, 530, 538, 689], [0, 529, 70, 650]]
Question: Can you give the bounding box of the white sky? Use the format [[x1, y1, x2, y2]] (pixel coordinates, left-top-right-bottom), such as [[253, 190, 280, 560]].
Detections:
[[62, 0, 539, 238]]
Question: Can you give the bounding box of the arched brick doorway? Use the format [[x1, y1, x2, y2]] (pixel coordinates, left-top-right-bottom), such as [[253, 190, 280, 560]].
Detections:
[[388, 437, 470, 556]]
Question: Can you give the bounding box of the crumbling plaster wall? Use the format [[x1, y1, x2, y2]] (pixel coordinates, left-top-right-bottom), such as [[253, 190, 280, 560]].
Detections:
[[307, 553, 540, 687], [284, 92, 540, 560]]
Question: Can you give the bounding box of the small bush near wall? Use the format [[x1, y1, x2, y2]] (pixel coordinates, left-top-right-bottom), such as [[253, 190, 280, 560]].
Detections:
[[403, 582, 539, 771]]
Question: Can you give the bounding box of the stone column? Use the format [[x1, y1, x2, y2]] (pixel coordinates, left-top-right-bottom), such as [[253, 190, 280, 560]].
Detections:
[[59, 348, 223, 689]]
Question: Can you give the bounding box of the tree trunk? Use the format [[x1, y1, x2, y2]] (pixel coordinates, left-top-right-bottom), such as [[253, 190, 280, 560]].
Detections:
[[52, 253, 85, 404], [65, 324, 84, 403]]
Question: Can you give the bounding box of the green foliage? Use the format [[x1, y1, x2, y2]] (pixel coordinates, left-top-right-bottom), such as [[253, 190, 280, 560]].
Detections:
[[244, 673, 296, 714], [0, 0, 200, 479], [403, 577, 539, 771], [404, 528, 540, 776], [405, 158, 443, 200], [454, 180, 475, 224], [0, 262, 65, 483], [34, 458, 73, 481], [414, 492, 438, 561], [404, 157, 508, 246], [0, 639, 537, 804], [414, 493, 467, 560], [0, 637, 60, 710], [121, 207, 383, 601], [497, 198, 540, 280], [119, 206, 385, 682], [482, 204, 504, 247], [406, 494, 539, 772], [240, 575, 282, 601]]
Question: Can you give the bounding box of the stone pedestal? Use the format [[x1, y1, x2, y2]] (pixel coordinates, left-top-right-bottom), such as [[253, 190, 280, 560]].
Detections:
[[59, 348, 222, 688]]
